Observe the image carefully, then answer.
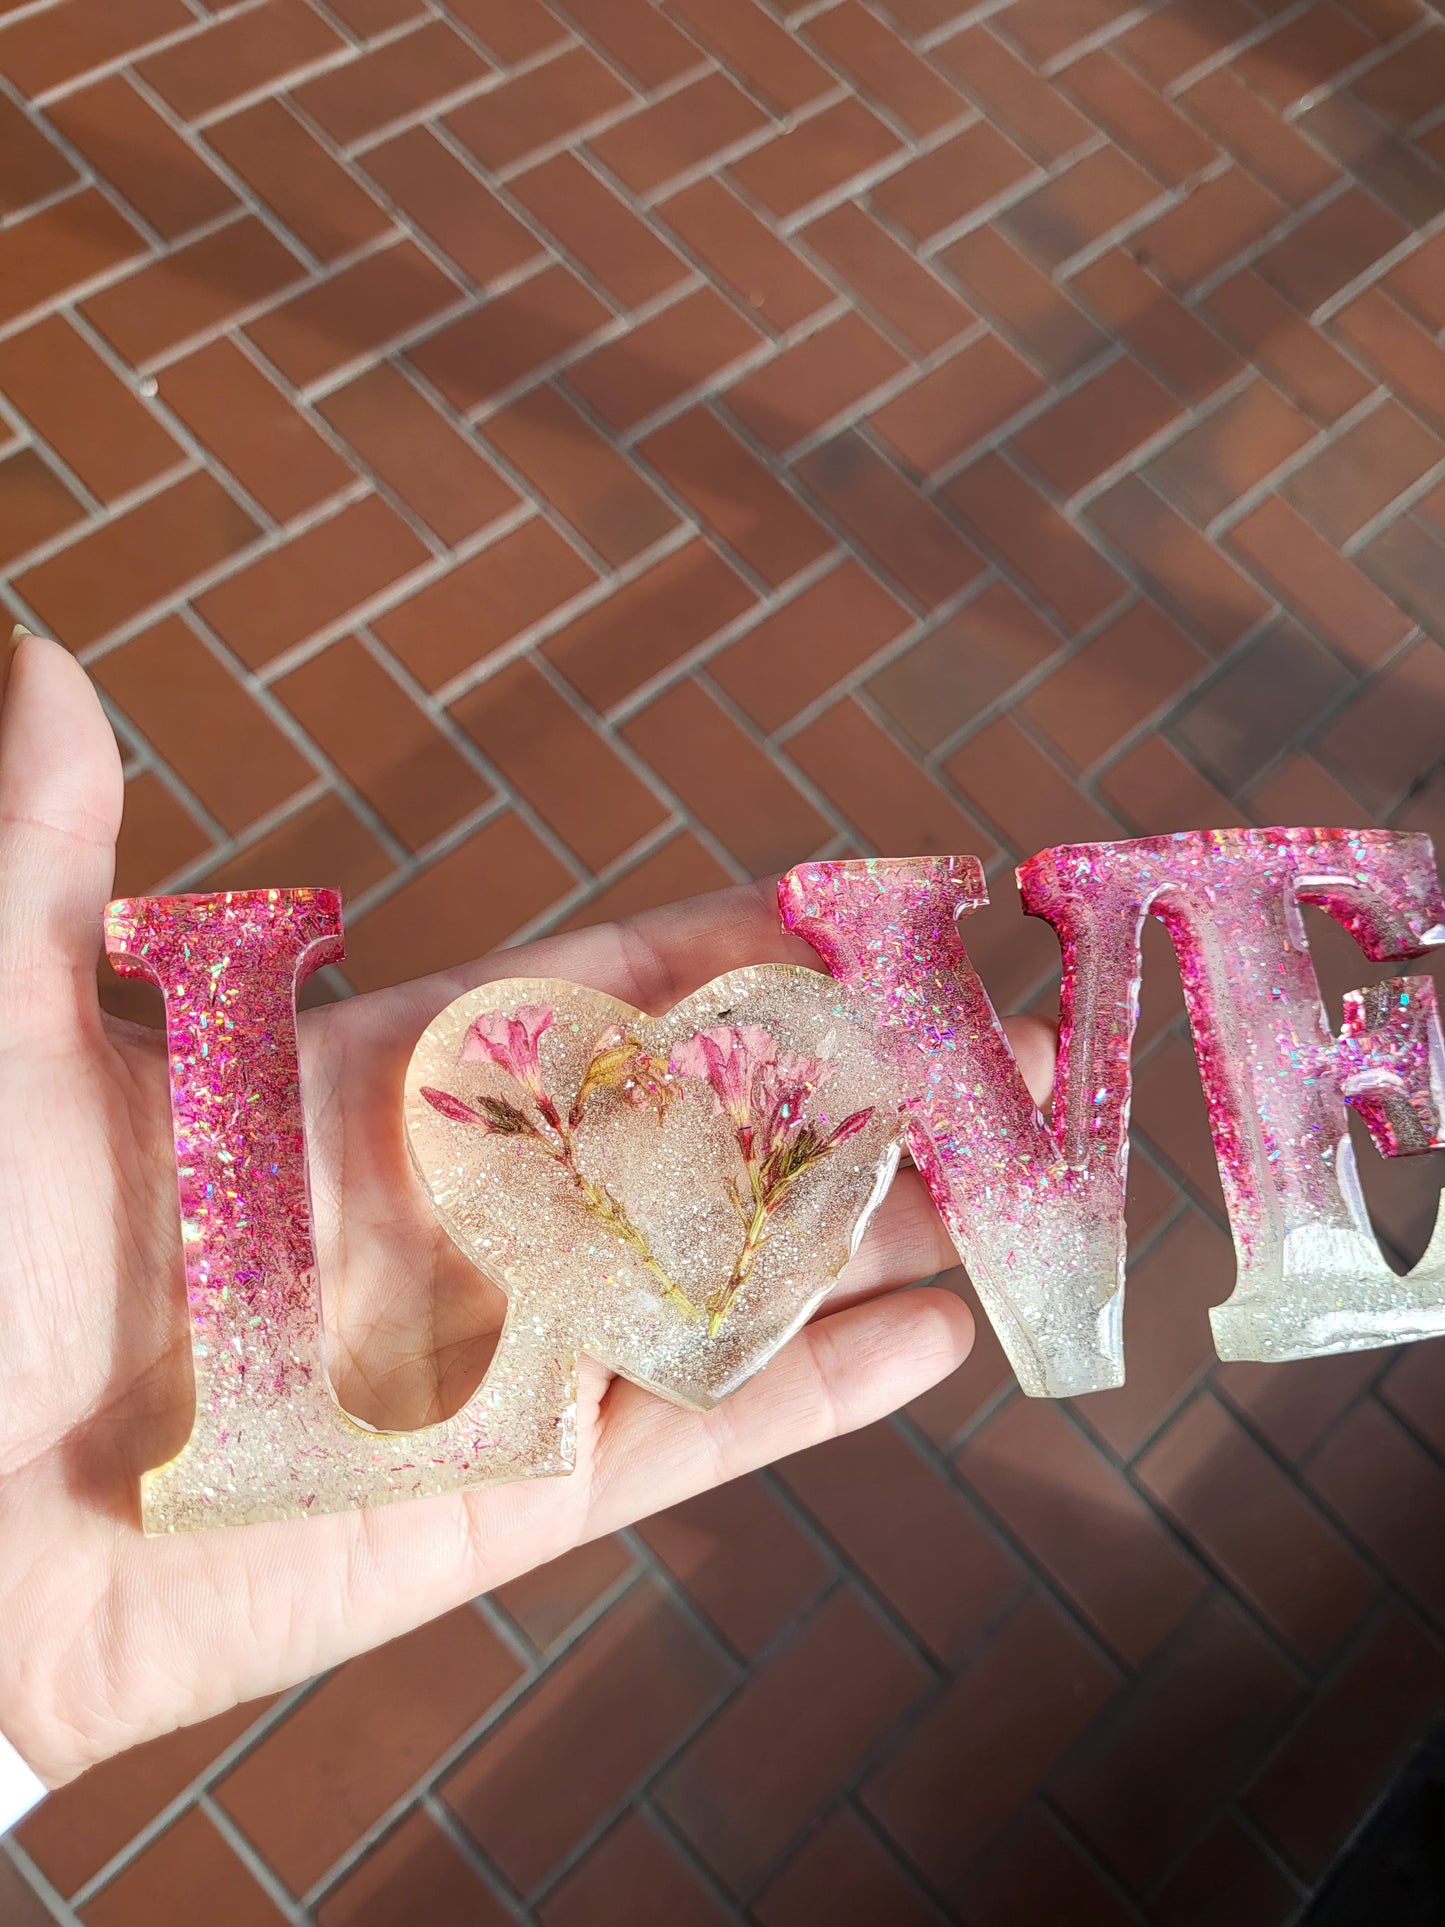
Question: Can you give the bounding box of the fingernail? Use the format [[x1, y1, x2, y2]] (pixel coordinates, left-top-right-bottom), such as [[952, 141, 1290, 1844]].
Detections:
[[2, 623, 33, 703]]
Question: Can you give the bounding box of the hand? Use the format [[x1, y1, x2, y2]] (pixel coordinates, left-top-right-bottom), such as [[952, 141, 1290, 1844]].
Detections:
[[0, 631, 1055, 1788]]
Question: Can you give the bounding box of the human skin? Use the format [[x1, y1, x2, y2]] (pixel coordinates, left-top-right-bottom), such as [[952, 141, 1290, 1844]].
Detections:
[[0, 631, 1054, 1788]]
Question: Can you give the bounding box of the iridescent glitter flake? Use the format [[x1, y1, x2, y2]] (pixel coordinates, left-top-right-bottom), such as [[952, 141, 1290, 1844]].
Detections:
[[106, 885, 902, 1531], [782, 829, 1445, 1397]]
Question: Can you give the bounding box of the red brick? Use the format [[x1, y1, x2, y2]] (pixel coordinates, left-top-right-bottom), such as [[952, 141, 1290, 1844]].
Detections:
[[729, 98, 902, 222], [1101, 732, 1243, 833], [1245, 1609, 1445, 1877], [1180, 66, 1342, 206], [1354, 21, 1445, 123], [1332, 286, 1445, 436], [342, 810, 570, 987], [322, 0, 427, 32], [867, 581, 1063, 750], [1117, 0, 1260, 86], [659, 177, 834, 334], [96, 617, 310, 835], [938, 226, 1109, 381], [137, 0, 347, 119], [205, 97, 391, 262], [1381, 1341, 1445, 1458], [753, 1806, 938, 1927], [1299, 90, 1445, 228], [317, 1809, 510, 1927], [961, 1806, 1137, 1927], [1173, 617, 1353, 789], [275, 634, 494, 849], [1137, 1392, 1378, 1662], [18, 1699, 274, 1897], [781, 1421, 1022, 1658], [935, 25, 1094, 160], [795, 432, 985, 610], [1002, 0, 1136, 63], [247, 239, 462, 389], [666, 0, 832, 114], [542, 538, 754, 710], [960, 1397, 1205, 1663], [1001, 148, 1162, 270], [361, 126, 540, 287], [158, 337, 355, 523], [442, 1578, 732, 1894], [447, 0, 566, 62], [216, 1610, 523, 1893], [1024, 601, 1206, 768], [1226, 496, 1414, 667], [80, 1807, 282, 1927], [1256, 188, 1411, 313], [1386, 231, 1445, 333], [656, 1586, 928, 1891], [1013, 356, 1182, 498], [453, 48, 635, 176], [869, 333, 1045, 476], [1316, 639, 1445, 816], [197, 495, 429, 667], [1245, 751, 1376, 835], [0, 318, 179, 506], [1153, 1813, 1306, 1927], [452, 657, 665, 869], [318, 362, 518, 544], [1051, 1594, 1302, 1893], [1147, 380, 1317, 525], [1064, 49, 1218, 185], [588, 71, 766, 195], [863, 1595, 1118, 1896], [538, 1810, 731, 1927], [710, 560, 910, 732], [1070, 248, 1245, 404], [484, 386, 679, 568], [373, 519, 597, 691], [635, 1477, 832, 1660], [1203, 270, 1374, 426], [295, 20, 491, 147], [550, 0, 699, 88], [509, 151, 686, 310], [554, 831, 732, 929], [1284, 398, 1443, 544], [493, 1538, 635, 1651], [803, 202, 975, 356], [786, 697, 998, 858], [870, 121, 1037, 243], [0, 188, 146, 332], [83, 216, 307, 369], [0, 446, 84, 568], [1129, 166, 1287, 291], [942, 714, 1124, 852], [639, 407, 831, 588], [1128, 1036, 1234, 1225], [408, 265, 611, 416], [622, 678, 832, 873], [806, 2, 964, 136], [566, 287, 765, 431], [200, 790, 393, 900], [907, 1269, 1020, 1449], [44, 76, 233, 237], [942, 454, 1127, 631], [15, 470, 259, 647], [110, 769, 213, 896], [726, 313, 907, 454], [1233, 1, 1375, 108], [0, 0, 192, 99]]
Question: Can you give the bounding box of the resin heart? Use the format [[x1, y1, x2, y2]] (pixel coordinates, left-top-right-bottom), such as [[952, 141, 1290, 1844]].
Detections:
[[404, 966, 904, 1410]]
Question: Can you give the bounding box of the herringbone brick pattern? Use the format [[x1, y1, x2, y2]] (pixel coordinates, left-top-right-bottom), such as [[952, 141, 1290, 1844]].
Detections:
[[2, 0, 1444, 1920]]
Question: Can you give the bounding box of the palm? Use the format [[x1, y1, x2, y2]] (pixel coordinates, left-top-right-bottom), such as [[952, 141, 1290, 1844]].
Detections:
[[0, 635, 1053, 1790]]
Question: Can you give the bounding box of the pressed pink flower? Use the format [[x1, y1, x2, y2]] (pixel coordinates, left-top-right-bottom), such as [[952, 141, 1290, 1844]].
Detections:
[[421, 1086, 484, 1125], [670, 1024, 777, 1125], [823, 1107, 873, 1150], [461, 1003, 554, 1091]]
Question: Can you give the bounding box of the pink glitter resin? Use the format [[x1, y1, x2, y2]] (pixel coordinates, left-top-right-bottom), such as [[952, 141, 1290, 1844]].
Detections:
[[782, 829, 1445, 1397], [105, 890, 575, 1533]]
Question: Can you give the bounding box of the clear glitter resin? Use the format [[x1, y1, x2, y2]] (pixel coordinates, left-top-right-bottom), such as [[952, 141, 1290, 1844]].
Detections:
[[106, 885, 902, 1530], [782, 830, 1445, 1396], [405, 969, 902, 1411]]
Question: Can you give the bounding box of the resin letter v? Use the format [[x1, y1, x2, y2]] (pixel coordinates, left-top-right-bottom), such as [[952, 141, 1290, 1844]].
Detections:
[[106, 890, 575, 1532]]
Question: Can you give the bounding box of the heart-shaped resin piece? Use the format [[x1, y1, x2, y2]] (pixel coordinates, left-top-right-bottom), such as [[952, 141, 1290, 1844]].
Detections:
[[405, 966, 904, 1410]]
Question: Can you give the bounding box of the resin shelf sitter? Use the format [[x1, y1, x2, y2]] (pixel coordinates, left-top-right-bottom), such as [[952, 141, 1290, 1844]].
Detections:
[[104, 827, 1445, 1534]]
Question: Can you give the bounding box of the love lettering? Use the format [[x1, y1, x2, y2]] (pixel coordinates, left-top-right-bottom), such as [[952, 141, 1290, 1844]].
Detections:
[[106, 828, 1445, 1533]]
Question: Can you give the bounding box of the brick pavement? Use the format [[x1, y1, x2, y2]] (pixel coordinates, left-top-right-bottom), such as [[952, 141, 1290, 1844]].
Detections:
[[2, 0, 1444, 1920]]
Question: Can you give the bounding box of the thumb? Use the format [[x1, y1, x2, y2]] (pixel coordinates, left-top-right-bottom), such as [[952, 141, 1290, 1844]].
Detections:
[[0, 625, 124, 1015]]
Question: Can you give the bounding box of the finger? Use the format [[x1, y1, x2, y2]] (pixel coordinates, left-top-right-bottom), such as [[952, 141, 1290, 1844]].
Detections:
[[586, 1283, 973, 1533], [0, 628, 122, 1008]]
